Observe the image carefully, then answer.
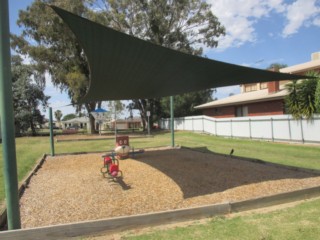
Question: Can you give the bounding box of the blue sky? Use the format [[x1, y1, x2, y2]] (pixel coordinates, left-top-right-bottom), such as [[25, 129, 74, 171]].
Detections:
[[8, 0, 320, 117]]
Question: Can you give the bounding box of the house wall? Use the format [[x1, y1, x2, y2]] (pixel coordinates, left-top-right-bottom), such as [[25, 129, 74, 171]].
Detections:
[[202, 99, 285, 118], [248, 100, 284, 116], [203, 106, 235, 118]]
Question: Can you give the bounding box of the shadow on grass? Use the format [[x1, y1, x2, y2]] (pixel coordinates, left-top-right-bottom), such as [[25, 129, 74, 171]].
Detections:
[[133, 147, 320, 199]]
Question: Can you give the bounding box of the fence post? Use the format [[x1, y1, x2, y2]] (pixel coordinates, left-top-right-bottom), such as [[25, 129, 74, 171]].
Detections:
[[192, 117, 194, 132], [202, 116, 204, 133], [230, 119, 233, 138], [249, 118, 252, 139], [271, 117, 274, 142], [300, 118, 304, 143], [215, 119, 217, 136], [288, 116, 292, 141]]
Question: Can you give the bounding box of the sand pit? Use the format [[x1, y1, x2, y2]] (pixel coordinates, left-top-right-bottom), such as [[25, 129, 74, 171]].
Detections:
[[19, 147, 320, 228]]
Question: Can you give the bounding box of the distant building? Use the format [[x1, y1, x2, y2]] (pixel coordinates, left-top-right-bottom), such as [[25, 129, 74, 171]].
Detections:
[[195, 52, 320, 118], [108, 117, 142, 130], [61, 116, 90, 131]]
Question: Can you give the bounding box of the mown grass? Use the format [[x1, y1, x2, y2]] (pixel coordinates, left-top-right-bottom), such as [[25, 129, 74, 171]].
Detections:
[[174, 131, 320, 170], [1, 130, 320, 204], [124, 197, 320, 240]]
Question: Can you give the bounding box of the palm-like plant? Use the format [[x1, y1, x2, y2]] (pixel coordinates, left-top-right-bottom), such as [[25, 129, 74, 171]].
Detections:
[[54, 110, 63, 122], [285, 72, 320, 120]]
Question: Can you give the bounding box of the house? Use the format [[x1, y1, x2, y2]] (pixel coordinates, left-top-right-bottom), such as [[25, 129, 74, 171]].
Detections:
[[195, 52, 320, 118], [43, 119, 59, 129], [61, 116, 90, 131], [107, 117, 142, 130]]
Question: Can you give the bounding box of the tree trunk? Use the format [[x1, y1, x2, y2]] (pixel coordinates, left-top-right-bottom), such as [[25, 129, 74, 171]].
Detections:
[[85, 102, 98, 134], [135, 99, 147, 131]]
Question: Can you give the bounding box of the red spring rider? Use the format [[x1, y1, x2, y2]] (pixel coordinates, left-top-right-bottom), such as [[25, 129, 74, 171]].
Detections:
[[101, 153, 122, 178]]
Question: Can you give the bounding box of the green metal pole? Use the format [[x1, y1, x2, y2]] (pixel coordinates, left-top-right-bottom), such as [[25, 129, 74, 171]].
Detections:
[[49, 107, 55, 156], [0, 0, 21, 229], [170, 96, 175, 147]]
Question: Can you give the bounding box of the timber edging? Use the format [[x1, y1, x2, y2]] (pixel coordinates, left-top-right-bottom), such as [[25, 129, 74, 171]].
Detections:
[[0, 185, 320, 239], [0, 154, 47, 230]]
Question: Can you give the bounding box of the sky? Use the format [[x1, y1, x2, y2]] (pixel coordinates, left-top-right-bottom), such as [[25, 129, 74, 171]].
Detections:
[[8, 0, 320, 118]]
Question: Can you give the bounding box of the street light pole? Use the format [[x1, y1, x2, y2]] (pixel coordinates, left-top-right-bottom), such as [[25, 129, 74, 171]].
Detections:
[[0, 0, 21, 229]]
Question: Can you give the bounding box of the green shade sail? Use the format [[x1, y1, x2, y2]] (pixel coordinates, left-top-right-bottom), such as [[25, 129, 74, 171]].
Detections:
[[52, 6, 304, 102]]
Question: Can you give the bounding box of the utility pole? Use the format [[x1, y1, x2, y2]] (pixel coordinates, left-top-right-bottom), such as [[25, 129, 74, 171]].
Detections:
[[0, 0, 22, 229]]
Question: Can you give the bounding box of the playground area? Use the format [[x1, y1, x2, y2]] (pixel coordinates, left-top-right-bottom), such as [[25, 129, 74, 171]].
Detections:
[[18, 147, 320, 229]]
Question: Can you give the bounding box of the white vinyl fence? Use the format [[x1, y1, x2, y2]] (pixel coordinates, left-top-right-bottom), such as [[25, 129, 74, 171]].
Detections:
[[160, 115, 320, 144]]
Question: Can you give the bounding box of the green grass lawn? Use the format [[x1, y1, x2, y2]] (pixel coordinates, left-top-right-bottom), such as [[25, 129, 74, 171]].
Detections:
[[1, 130, 320, 208], [123, 197, 320, 240]]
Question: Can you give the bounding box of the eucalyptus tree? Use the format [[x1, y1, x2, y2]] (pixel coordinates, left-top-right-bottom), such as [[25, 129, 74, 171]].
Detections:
[[89, 0, 225, 128], [161, 90, 213, 118], [267, 63, 288, 71], [12, 0, 225, 131], [11, 55, 50, 135], [11, 0, 100, 133]]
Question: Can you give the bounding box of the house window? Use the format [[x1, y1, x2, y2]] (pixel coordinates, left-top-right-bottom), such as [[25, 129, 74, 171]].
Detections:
[[235, 106, 248, 117], [244, 84, 257, 92], [260, 82, 268, 89]]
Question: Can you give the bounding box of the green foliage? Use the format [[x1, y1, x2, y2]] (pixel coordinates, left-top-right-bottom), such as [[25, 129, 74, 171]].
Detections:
[[89, 0, 225, 128], [161, 89, 213, 117], [61, 113, 77, 121], [107, 100, 125, 117], [11, 0, 99, 133], [91, 0, 225, 53], [12, 0, 226, 132], [11, 55, 50, 135], [54, 110, 63, 121], [285, 72, 320, 119], [267, 63, 288, 71], [128, 99, 163, 129]]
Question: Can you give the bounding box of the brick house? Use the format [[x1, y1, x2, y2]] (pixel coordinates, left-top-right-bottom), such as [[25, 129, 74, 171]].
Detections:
[[195, 52, 320, 118]]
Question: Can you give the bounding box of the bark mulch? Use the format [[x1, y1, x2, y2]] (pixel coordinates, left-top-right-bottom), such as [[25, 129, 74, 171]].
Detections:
[[19, 147, 320, 228]]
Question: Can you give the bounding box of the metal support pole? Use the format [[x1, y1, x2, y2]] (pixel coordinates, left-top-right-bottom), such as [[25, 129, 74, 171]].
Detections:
[[114, 101, 117, 142], [49, 107, 55, 156], [170, 96, 174, 147], [0, 0, 21, 229], [147, 115, 150, 135]]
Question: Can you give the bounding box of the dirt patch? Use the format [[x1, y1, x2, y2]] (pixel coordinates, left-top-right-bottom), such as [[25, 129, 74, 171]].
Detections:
[[19, 148, 320, 228]]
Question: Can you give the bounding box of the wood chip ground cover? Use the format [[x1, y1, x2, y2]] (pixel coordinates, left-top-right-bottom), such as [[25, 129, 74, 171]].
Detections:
[[19, 148, 320, 228]]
